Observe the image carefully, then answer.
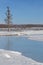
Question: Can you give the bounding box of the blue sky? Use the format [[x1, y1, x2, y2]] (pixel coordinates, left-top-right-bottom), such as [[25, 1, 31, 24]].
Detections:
[[0, 0, 43, 24]]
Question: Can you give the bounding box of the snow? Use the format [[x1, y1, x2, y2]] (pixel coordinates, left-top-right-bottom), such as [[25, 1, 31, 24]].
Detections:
[[0, 30, 43, 36], [28, 35, 43, 41], [4, 53, 11, 58], [16, 30, 43, 41], [0, 49, 43, 65], [0, 30, 43, 41]]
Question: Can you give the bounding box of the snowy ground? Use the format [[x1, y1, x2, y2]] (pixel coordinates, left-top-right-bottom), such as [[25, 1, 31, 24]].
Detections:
[[0, 49, 43, 65], [0, 30, 43, 41], [0, 30, 43, 35]]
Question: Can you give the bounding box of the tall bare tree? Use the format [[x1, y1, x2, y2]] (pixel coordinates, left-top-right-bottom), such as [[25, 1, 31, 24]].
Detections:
[[5, 6, 12, 31]]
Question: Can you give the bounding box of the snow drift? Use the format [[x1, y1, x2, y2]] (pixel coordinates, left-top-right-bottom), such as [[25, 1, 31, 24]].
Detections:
[[0, 49, 43, 65]]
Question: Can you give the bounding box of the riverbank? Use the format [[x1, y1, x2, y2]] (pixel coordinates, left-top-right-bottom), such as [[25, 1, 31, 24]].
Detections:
[[0, 30, 43, 36], [0, 49, 43, 65]]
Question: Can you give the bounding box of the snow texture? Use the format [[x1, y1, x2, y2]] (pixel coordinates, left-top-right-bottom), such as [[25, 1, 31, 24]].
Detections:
[[0, 30, 43, 36], [0, 30, 43, 41], [0, 49, 43, 65]]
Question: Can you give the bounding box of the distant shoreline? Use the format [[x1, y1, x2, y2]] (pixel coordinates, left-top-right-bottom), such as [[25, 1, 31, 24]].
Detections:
[[0, 24, 43, 31], [0, 30, 43, 36], [0, 24, 43, 28]]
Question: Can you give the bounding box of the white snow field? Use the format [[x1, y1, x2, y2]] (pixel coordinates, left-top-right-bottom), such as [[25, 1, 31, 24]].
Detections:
[[0, 49, 43, 65]]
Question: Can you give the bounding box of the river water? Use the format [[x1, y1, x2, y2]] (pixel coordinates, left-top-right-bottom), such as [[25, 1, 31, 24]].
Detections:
[[0, 36, 43, 63]]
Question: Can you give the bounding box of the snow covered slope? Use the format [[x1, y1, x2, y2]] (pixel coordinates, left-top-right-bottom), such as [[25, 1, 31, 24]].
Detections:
[[0, 49, 43, 65]]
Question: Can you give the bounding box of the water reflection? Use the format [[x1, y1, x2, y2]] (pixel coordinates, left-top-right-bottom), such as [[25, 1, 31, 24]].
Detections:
[[5, 36, 10, 50]]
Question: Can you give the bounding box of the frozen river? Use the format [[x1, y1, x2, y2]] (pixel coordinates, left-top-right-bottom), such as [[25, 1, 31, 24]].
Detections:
[[0, 35, 43, 63]]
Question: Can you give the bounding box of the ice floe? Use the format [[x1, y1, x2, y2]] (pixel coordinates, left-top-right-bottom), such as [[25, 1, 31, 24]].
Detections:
[[28, 35, 43, 41]]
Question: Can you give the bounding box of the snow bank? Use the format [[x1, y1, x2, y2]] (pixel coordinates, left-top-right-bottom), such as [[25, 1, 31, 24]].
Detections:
[[0, 30, 43, 36], [0, 49, 43, 65], [0, 49, 22, 55], [0, 30, 43, 41], [20, 30, 43, 35]]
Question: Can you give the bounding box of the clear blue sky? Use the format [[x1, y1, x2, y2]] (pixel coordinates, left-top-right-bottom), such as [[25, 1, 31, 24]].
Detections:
[[0, 0, 43, 24]]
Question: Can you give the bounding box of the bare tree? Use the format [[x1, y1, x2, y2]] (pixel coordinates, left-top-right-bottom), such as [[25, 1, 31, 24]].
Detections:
[[5, 6, 12, 31]]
